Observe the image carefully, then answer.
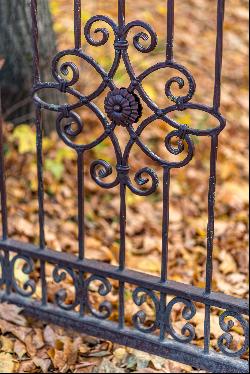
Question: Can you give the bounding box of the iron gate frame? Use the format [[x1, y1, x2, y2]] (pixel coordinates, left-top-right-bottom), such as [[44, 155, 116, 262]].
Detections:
[[0, 0, 249, 372]]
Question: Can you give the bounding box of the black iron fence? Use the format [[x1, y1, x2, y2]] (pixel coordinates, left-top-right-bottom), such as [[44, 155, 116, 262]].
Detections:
[[0, 1, 249, 372]]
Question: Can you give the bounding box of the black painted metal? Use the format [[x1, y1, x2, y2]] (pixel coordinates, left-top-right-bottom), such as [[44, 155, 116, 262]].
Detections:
[[0, 1, 249, 372]]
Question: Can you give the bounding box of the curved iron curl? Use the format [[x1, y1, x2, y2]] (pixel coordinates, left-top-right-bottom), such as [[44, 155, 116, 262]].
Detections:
[[10, 255, 36, 298], [165, 297, 196, 344], [165, 75, 195, 107], [56, 111, 83, 149], [124, 21, 158, 53], [159, 103, 226, 137], [34, 47, 117, 113], [84, 15, 118, 47], [126, 167, 159, 196], [56, 102, 110, 151], [218, 311, 249, 357], [165, 126, 193, 161], [90, 160, 119, 189], [132, 288, 160, 334], [53, 265, 80, 311], [130, 62, 196, 114], [85, 275, 113, 320], [125, 120, 194, 169], [52, 60, 80, 89]]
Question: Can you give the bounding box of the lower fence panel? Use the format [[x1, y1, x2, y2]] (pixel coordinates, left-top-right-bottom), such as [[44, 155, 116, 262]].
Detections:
[[0, 239, 249, 373]]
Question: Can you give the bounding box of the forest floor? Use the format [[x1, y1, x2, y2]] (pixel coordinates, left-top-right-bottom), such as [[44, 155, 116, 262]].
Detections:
[[0, 0, 249, 373]]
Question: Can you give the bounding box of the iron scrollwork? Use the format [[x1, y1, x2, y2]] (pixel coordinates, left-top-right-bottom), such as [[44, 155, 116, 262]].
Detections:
[[85, 275, 113, 320], [132, 289, 196, 344], [52, 265, 80, 311], [10, 255, 36, 298], [165, 297, 196, 344], [132, 287, 160, 333], [218, 311, 249, 358], [33, 8, 225, 196]]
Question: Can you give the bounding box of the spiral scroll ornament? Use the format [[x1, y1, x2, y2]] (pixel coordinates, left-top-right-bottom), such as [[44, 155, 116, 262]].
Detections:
[[165, 297, 196, 344], [53, 265, 80, 311], [10, 255, 36, 298], [218, 311, 249, 357], [127, 167, 159, 196], [132, 288, 160, 333], [85, 275, 113, 320]]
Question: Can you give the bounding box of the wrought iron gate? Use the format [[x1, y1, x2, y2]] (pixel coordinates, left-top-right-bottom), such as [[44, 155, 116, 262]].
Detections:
[[0, 0, 249, 372]]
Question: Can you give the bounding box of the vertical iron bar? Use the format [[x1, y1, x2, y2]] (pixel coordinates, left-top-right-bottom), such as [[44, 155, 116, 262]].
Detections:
[[0, 89, 10, 294], [119, 183, 127, 258], [205, 0, 225, 352], [31, 0, 45, 249], [74, 0, 82, 49], [160, 167, 171, 341], [161, 168, 171, 283], [118, 0, 126, 28], [119, 180, 126, 329], [35, 106, 45, 250], [118, 0, 126, 331], [204, 134, 219, 353], [31, 0, 47, 305], [75, 0, 84, 316], [0, 91, 8, 241], [213, 0, 225, 112], [77, 151, 85, 261], [204, 305, 211, 353], [31, 0, 40, 86], [166, 0, 175, 61]]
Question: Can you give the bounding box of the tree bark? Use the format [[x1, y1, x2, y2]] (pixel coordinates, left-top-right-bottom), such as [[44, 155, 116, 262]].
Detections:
[[0, 0, 59, 134]]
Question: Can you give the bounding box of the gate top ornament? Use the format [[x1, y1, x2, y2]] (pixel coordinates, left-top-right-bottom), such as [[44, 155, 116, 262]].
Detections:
[[0, 1, 249, 373]]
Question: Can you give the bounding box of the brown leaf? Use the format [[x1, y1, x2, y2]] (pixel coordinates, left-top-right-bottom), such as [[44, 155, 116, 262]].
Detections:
[[0, 319, 32, 342], [0, 303, 27, 327], [33, 328, 45, 350], [24, 333, 37, 357], [33, 357, 51, 373], [19, 360, 36, 373], [44, 325, 56, 347], [219, 250, 237, 275], [13, 340, 27, 360]]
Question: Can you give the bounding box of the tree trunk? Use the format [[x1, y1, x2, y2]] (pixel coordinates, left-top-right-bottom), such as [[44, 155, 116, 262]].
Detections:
[[0, 0, 59, 134]]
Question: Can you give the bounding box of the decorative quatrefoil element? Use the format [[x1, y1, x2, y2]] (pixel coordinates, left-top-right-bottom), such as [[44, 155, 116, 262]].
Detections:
[[32, 12, 226, 196]]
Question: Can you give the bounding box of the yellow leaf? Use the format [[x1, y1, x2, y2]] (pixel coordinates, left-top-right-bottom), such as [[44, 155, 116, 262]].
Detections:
[[0, 352, 15, 373], [157, 5, 166, 16], [11, 125, 36, 154], [0, 336, 14, 353]]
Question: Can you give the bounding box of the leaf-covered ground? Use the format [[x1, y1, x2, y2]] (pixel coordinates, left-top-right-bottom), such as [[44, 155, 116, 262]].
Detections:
[[0, 0, 249, 372]]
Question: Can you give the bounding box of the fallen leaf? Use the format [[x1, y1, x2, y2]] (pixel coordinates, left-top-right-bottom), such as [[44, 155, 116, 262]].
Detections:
[[13, 340, 27, 360], [33, 357, 51, 373], [0, 303, 27, 327], [0, 352, 15, 373]]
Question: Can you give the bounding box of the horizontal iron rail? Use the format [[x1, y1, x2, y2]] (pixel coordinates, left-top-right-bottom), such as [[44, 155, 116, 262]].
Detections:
[[0, 239, 248, 315], [0, 291, 248, 373]]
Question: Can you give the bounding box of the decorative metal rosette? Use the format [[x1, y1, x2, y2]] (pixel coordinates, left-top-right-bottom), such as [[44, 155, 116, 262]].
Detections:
[[104, 88, 142, 127]]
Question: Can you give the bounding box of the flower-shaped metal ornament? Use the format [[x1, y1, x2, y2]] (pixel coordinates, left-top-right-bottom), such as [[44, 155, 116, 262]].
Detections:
[[104, 88, 142, 127]]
